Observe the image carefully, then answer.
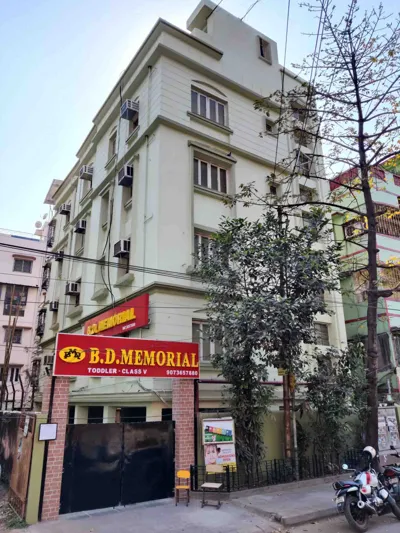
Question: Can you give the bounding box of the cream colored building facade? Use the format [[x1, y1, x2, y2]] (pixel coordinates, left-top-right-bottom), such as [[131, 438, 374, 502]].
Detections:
[[38, 1, 347, 444]]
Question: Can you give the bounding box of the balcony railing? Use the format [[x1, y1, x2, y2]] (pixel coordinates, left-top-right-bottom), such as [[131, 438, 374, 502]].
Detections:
[[376, 212, 400, 238]]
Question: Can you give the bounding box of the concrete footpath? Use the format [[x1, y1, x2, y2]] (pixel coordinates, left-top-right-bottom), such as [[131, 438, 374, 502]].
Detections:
[[230, 476, 340, 526], [19, 498, 273, 533]]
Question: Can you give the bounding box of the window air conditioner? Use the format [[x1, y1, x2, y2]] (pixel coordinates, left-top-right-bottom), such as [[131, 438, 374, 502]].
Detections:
[[118, 165, 134, 187], [43, 355, 54, 367], [65, 282, 80, 295], [113, 239, 130, 258], [49, 301, 59, 312], [345, 221, 365, 238], [79, 165, 93, 180], [59, 203, 71, 215], [120, 100, 139, 121], [74, 220, 87, 234]]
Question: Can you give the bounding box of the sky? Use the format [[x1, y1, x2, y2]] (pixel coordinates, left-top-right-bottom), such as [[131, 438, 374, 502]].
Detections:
[[0, 0, 397, 234]]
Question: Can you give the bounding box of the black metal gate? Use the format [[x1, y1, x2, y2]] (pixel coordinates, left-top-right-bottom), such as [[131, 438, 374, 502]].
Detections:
[[60, 421, 174, 514]]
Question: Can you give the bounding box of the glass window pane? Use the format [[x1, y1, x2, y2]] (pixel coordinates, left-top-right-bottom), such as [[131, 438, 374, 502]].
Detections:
[[210, 99, 216, 122], [194, 234, 199, 261], [220, 169, 227, 193], [211, 166, 218, 190], [217, 103, 225, 125], [202, 325, 211, 361], [193, 158, 199, 184], [192, 323, 200, 343], [200, 94, 207, 117], [201, 236, 209, 260], [191, 90, 198, 114], [201, 161, 208, 187]]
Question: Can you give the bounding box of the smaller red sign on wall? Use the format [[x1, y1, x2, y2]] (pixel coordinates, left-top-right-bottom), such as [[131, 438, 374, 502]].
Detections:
[[84, 294, 149, 337], [54, 333, 199, 379]]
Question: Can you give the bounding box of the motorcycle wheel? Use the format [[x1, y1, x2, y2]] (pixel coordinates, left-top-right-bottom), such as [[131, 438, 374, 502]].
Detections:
[[344, 495, 369, 532], [389, 498, 400, 520]]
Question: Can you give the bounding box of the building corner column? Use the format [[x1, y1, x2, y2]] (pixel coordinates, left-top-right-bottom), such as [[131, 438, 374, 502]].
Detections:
[[172, 379, 195, 471], [40, 376, 69, 521]]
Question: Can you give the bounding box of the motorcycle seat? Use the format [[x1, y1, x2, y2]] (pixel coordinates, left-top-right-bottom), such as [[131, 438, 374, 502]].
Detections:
[[333, 480, 362, 490]]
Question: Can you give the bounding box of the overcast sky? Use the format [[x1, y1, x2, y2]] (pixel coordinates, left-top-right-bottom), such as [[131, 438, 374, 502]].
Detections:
[[0, 0, 397, 233]]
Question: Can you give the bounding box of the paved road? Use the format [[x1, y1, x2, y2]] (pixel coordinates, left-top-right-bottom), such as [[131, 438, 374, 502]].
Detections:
[[287, 514, 400, 533]]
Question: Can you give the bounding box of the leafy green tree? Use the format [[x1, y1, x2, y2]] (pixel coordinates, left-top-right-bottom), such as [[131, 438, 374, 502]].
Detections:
[[304, 342, 368, 455], [232, 0, 400, 452], [195, 209, 341, 466]]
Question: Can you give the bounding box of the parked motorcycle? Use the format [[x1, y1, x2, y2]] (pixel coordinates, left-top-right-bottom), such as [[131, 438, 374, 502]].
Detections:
[[333, 446, 400, 532], [379, 445, 400, 503]]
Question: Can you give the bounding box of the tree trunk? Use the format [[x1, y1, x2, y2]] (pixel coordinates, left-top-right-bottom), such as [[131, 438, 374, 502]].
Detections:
[[351, 49, 379, 451], [283, 373, 292, 458]]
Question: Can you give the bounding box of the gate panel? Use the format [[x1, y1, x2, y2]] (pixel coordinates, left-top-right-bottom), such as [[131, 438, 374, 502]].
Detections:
[[60, 424, 123, 514], [121, 421, 174, 505]]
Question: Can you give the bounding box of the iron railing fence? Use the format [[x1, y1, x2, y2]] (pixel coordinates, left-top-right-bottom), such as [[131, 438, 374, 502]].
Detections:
[[190, 449, 362, 492]]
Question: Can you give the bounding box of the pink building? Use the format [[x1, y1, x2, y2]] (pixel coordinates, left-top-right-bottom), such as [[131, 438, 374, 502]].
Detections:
[[0, 230, 46, 409]]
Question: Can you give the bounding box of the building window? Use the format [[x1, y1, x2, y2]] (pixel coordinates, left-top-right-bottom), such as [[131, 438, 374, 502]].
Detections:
[[269, 184, 279, 197], [87, 406, 104, 424], [259, 37, 272, 63], [4, 328, 22, 345], [47, 221, 56, 248], [128, 103, 139, 135], [191, 89, 226, 125], [193, 158, 227, 194], [100, 192, 109, 229], [192, 322, 221, 362], [292, 105, 307, 124], [3, 285, 28, 316], [265, 118, 277, 135], [297, 153, 312, 177], [42, 263, 51, 290], [108, 131, 117, 160], [314, 323, 329, 346], [299, 186, 313, 203], [120, 407, 146, 423], [9, 367, 20, 383], [36, 309, 46, 337], [294, 128, 311, 148], [162, 408, 172, 421], [194, 232, 212, 264], [68, 406, 75, 425], [13, 259, 33, 273]]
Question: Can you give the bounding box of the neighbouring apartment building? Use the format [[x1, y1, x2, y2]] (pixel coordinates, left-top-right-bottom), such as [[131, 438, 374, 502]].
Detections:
[[0, 230, 46, 409], [331, 165, 400, 400], [38, 0, 347, 456]]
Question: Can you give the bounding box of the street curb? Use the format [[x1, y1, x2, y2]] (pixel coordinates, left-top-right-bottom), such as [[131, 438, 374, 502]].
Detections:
[[231, 499, 338, 526], [277, 507, 338, 526]]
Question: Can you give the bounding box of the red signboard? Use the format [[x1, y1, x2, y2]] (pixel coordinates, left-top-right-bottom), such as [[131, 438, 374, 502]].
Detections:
[[53, 333, 199, 379], [84, 294, 149, 336]]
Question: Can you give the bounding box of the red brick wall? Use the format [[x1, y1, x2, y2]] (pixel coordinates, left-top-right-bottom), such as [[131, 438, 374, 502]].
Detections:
[[172, 379, 194, 471], [41, 376, 69, 521]]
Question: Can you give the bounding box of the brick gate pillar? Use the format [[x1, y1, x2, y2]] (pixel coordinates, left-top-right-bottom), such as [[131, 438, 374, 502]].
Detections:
[[40, 376, 69, 521], [172, 379, 195, 471]]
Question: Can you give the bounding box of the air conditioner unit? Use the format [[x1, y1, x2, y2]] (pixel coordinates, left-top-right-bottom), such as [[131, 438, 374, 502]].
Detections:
[[114, 239, 130, 258], [59, 203, 71, 215], [65, 282, 80, 295], [120, 100, 139, 121], [49, 301, 59, 312], [79, 165, 93, 180], [55, 251, 64, 262], [74, 220, 87, 234], [118, 165, 134, 187], [43, 355, 54, 367], [345, 221, 365, 238]]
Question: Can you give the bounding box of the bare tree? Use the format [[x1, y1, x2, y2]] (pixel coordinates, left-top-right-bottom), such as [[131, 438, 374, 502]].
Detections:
[[234, 0, 400, 452]]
